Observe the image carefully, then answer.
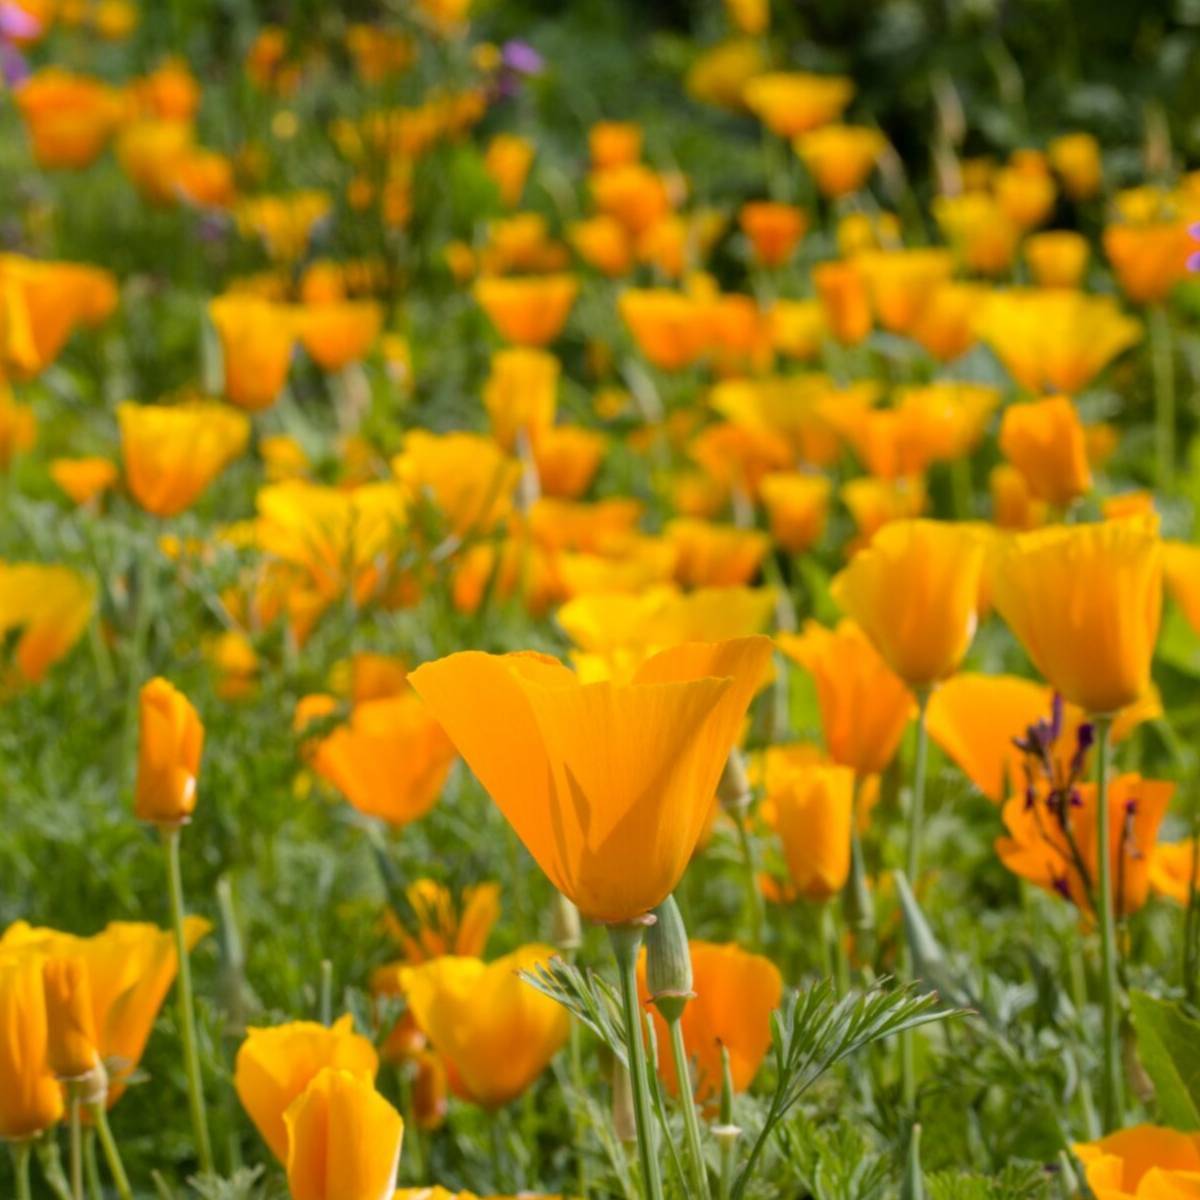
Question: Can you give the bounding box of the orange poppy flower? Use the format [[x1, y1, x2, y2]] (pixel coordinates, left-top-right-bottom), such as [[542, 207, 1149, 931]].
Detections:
[[1104, 221, 1192, 306], [739, 202, 807, 268], [409, 638, 772, 922], [998, 395, 1092, 509], [589, 121, 642, 170], [759, 472, 831, 553], [759, 763, 854, 901], [209, 294, 297, 411], [474, 274, 577, 346], [483, 347, 559, 450], [990, 463, 1047, 531], [1024, 230, 1089, 289], [1049, 133, 1102, 201], [794, 125, 886, 197], [534, 425, 606, 498], [0, 950, 64, 1139], [664, 518, 769, 588], [570, 215, 633, 277], [135, 677, 203, 826], [15, 68, 120, 168], [932, 193, 1017, 276], [853, 248, 954, 337], [911, 282, 986, 362], [742, 72, 854, 138], [619, 288, 708, 371], [590, 164, 672, 236], [813, 259, 871, 345], [297, 301, 382, 372], [483, 133, 534, 207]]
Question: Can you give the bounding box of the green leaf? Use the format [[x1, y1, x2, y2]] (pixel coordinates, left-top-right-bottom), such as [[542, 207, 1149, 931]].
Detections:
[[1130, 990, 1200, 1130]]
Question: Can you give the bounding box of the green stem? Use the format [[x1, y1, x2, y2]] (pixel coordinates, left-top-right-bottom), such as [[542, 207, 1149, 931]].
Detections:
[[733, 812, 765, 952], [11, 1142, 31, 1200], [69, 1087, 83, 1200], [609, 923, 665, 1200], [567, 976, 590, 1200], [35, 1135, 73, 1200], [162, 825, 213, 1175], [1094, 715, 1125, 1130], [123, 536, 159, 779], [901, 690, 932, 1114], [1151, 305, 1176, 492], [844, 780, 876, 965], [668, 1018, 712, 1200], [83, 1131, 102, 1200], [91, 1103, 133, 1200], [319, 960, 333, 1025]]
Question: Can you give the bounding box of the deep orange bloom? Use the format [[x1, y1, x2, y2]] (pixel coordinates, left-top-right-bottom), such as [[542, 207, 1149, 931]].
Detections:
[[991, 518, 1162, 715], [209, 294, 297, 411], [15, 68, 120, 168], [589, 121, 642, 170], [777, 621, 913, 775], [42, 956, 100, 1080], [298, 301, 383, 372], [1104, 221, 1192, 305], [664, 519, 769, 588], [409, 638, 772, 922], [911, 282, 986, 362], [813, 260, 871, 345], [990, 463, 1047, 531], [403, 946, 569, 1108], [639, 941, 781, 1102], [135, 677, 203, 825], [795, 125, 886, 197], [474, 274, 578, 346], [997, 774, 1172, 917], [483, 133, 534, 207], [236, 1015, 379, 1162], [50, 456, 119, 506], [739, 202, 807, 267], [619, 289, 708, 371], [570, 215, 633, 277], [830, 520, 986, 687], [998, 395, 1092, 509], [854, 248, 954, 337], [743, 72, 854, 138], [760, 763, 854, 901], [0, 951, 63, 1138], [297, 692, 455, 828], [534, 425, 606, 498], [393, 430, 517, 537], [591, 164, 672, 236], [758, 472, 831, 554]]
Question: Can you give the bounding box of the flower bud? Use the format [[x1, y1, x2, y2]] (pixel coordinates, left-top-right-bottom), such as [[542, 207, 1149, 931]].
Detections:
[[717, 749, 751, 816], [644, 894, 693, 1024], [135, 677, 204, 826], [43, 957, 100, 1081]]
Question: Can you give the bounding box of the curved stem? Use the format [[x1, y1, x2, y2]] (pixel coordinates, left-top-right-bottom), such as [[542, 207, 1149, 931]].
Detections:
[[91, 1103, 133, 1200], [668, 1017, 712, 1200], [1094, 715, 1125, 1130], [162, 826, 213, 1175], [609, 923, 664, 1200]]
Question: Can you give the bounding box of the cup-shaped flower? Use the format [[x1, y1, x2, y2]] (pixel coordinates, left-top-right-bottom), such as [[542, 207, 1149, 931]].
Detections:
[[638, 941, 781, 1102], [0, 563, 95, 686], [990, 518, 1163, 715], [794, 125, 886, 198], [135, 677, 203, 825], [284, 1068, 403, 1200], [483, 347, 559, 451], [236, 1015, 379, 1163], [402, 946, 569, 1108], [758, 473, 831, 554], [760, 763, 854, 901], [742, 72, 854, 138], [408, 637, 772, 922], [297, 301, 383, 372], [209, 294, 297, 412], [1024, 230, 1089, 289], [43, 956, 100, 1080], [998, 395, 1092, 509], [0, 950, 64, 1138], [1048, 133, 1102, 201], [829, 519, 986, 688], [119, 400, 250, 517], [739, 202, 807, 268], [474, 274, 577, 347]]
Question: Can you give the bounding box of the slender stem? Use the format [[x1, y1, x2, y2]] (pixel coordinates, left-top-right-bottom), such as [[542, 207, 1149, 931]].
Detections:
[[319, 960, 333, 1025], [489, 1118, 507, 1194], [1093, 715, 1125, 1130], [1184, 813, 1200, 1005], [733, 812, 765, 952], [11, 1142, 31, 1200], [609, 923, 665, 1200], [567, 963, 590, 1200], [69, 1087, 83, 1200], [1151, 305, 1176, 492], [35, 1136, 73, 1200], [123, 536, 158, 779], [844, 776, 876, 966], [84, 1132, 102, 1200], [901, 690, 932, 1114], [162, 825, 214, 1174], [668, 1018, 712, 1200], [91, 1103, 133, 1200]]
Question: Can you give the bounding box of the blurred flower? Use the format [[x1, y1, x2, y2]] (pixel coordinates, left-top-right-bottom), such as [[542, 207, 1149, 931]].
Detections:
[[932, 192, 1018, 275], [991, 518, 1162, 715], [209, 294, 297, 411], [284, 1068, 403, 1200], [1149, 841, 1200, 907], [795, 125, 886, 197], [15, 68, 119, 168], [777, 620, 913, 775], [1024, 230, 1089, 289], [297, 691, 455, 828], [135, 677, 203, 826], [1049, 133, 1102, 201], [911, 282, 986, 362], [474, 274, 577, 346], [236, 1016, 378, 1162], [831, 520, 985, 687], [994, 164, 1056, 231], [724, 0, 768, 34], [589, 121, 642, 170], [990, 463, 1047, 531], [769, 300, 826, 360], [483, 347, 559, 451], [739, 201, 807, 267], [393, 430, 517, 538], [119, 400, 250, 517], [570, 215, 633, 277], [383, 880, 501, 966], [743, 72, 854, 138], [997, 773, 1172, 918], [236, 191, 331, 262], [854, 248, 954, 337], [409, 638, 771, 922], [664, 518, 769, 587], [403, 946, 568, 1107], [591, 163, 672, 236], [998, 395, 1092, 509], [813, 259, 871, 345], [619, 288, 707, 370], [759, 472, 831, 553], [0, 563, 94, 686], [841, 475, 926, 543], [483, 133, 534, 207], [1104, 220, 1192, 305], [760, 763, 855, 901], [0, 388, 35, 469], [534, 425, 606, 498], [50, 456, 117, 506], [686, 38, 769, 110], [975, 289, 1141, 394], [297, 301, 382, 372], [639, 941, 781, 1102], [116, 118, 194, 204]]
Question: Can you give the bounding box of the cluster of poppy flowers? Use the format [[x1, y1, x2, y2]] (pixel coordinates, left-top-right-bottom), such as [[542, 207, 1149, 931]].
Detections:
[[4, 0, 1200, 1195]]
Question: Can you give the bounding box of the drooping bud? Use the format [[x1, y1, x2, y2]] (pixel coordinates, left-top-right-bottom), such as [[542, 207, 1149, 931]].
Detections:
[[551, 890, 582, 954], [717, 749, 751, 817], [644, 894, 693, 1024]]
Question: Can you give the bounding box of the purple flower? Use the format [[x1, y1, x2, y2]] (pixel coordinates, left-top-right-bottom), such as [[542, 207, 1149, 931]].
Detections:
[[0, 41, 28, 87], [501, 39, 544, 76], [1190, 223, 1200, 273], [0, 1, 41, 41]]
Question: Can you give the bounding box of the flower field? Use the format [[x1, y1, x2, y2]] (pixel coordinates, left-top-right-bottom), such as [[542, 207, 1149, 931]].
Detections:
[[4, 0, 1200, 1197]]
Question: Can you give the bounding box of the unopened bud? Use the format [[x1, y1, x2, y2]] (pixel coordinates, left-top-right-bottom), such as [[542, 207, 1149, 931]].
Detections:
[[611, 1057, 636, 1145], [551, 891, 582, 953], [645, 894, 693, 1024], [718, 749, 751, 816]]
